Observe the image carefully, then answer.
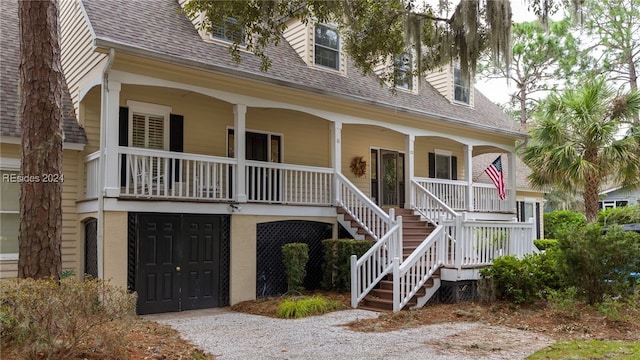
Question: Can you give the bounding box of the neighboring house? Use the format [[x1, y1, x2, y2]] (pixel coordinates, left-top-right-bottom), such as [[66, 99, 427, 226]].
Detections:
[[599, 185, 640, 209], [473, 153, 545, 239], [0, 0, 87, 278], [3, 0, 541, 314]]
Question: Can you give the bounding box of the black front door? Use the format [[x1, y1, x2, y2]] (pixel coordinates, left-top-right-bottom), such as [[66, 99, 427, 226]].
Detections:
[[134, 214, 228, 314]]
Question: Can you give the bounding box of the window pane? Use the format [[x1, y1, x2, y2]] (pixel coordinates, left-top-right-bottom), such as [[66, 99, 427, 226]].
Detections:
[[395, 54, 412, 89], [1, 170, 19, 211], [147, 115, 164, 150], [211, 18, 244, 43], [270, 135, 281, 163], [132, 113, 164, 150], [132, 113, 146, 148], [524, 203, 534, 220], [0, 213, 19, 254], [435, 154, 451, 179], [314, 25, 339, 70], [454, 68, 470, 103]]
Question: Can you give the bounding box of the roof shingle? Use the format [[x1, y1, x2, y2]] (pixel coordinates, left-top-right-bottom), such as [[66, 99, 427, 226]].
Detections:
[[0, 0, 87, 145], [81, 0, 522, 137]]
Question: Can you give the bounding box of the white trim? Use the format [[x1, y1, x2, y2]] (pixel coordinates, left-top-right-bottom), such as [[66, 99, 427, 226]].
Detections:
[[434, 148, 452, 156], [0, 254, 18, 261], [0, 157, 20, 169], [126, 100, 171, 151], [107, 70, 516, 151], [1, 136, 85, 150]]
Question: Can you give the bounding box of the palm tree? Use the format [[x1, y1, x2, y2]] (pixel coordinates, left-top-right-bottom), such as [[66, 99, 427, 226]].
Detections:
[[522, 78, 640, 222]]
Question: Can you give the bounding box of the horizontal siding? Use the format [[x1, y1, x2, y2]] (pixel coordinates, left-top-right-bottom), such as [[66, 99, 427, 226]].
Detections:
[[283, 19, 309, 66], [80, 87, 101, 154], [415, 138, 464, 179], [425, 68, 451, 100], [0, 146, 81, 278], [60, 0, 106, 114]]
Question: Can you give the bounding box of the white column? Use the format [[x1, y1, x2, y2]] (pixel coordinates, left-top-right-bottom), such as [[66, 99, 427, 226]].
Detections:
[[234, 104, 247, 203], [103, 80, 121, 197], [331, 121, 342, 205], [404, 134, 415, 209], [464, 144, 473, 211], [507, 151, 517, 213]]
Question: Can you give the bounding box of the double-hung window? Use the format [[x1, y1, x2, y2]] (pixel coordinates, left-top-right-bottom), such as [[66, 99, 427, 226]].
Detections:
[[1, 159, 20, 260], [314, 24, 340, 70], [210, 17, 244, 44], [453, 67, 470, 104], [435, 153, 452, 179], [395, 53, 413, 90]]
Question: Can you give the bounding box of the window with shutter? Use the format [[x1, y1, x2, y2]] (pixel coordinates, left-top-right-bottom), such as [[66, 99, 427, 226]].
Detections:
[[131, 113, 165, 150]]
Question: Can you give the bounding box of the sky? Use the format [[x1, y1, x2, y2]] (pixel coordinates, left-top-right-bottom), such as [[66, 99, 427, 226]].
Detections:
[[475, 1, 545, 105]]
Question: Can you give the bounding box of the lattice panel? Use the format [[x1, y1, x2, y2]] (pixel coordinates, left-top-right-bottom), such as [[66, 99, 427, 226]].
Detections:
[[127, 213, 137, 292], [218, 215, 231, 306], [438, 280, 479, 304], [256, 220, 332, 298]]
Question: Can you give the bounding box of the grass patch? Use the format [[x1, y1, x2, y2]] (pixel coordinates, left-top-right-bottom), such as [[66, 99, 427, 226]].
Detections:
[[276, 295, 344, 319], [527, 340, 640, 359]]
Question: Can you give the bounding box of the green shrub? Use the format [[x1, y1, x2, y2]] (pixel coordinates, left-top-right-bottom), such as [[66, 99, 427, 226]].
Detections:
[[282, 243, 309, 292], [598, 205, 640, 226], [534, 239, 558, 251], [558, 223, 640, 304], [321, 239, 372, 291], [546, 287, 580, 319], [276, 295, 343, 318], [544, 210, 586, 240], [0, 277, 136, 359], [479, 250, 564, 304]]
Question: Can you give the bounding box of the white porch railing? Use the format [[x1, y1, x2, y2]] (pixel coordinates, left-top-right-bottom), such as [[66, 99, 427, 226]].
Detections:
[[472, 183, 514, 212], [456, 216, 537, 268], [411, 180, 459, 224], [350, 214, 402, 308], [414, 177, 467, 210], [119, 147, 236, 200], [336, 172, 391, 241], [245, 161, 333, 205], [415, 177, 515, 213], [84, 151, 100, 199]]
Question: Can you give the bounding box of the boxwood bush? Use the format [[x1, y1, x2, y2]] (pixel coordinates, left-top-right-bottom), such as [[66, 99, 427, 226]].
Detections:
[[282, 243, 309, 292], [544, 210, 586, 240], [321, 239, 372, 291], [598, 205, 640, 226]]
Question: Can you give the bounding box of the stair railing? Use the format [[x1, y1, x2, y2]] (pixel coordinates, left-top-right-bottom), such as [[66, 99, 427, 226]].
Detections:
[[410, 180, 458, 225], [350, 215, 402, 308], [393, 215, 447, 311], [336, 172, 391, 241]]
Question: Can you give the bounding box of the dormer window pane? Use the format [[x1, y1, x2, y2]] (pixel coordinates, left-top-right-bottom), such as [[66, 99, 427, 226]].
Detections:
[[454, 68, 470, 104], [314, 25, 339, 70], [211, 18, 244, 44], [395, 53, 412, 90]]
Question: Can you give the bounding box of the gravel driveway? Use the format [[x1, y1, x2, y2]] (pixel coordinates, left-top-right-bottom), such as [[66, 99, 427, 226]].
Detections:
[[148, 308, 554, 360]]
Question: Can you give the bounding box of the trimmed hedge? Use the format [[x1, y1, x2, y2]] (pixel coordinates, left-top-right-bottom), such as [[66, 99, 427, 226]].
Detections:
[[321, 239, 372, 291], [282, 243, 309, 292], [534, 239, 559, 251], [598, 205, 640, 226], [544, 210, 586, 239]]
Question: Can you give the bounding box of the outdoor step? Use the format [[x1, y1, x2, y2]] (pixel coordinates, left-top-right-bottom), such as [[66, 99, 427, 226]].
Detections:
[[378, 276, 437, 291]]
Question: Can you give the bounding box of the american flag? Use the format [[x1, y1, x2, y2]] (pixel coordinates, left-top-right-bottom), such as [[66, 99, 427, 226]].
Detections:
[[485, 156, 506, 200]]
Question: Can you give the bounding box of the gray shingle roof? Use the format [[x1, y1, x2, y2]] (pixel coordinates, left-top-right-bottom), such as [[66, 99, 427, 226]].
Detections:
[[1, 0, 86, 145], [81, 0, 523, 137]]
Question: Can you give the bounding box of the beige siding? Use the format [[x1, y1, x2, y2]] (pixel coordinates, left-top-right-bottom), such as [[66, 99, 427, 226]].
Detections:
[[80, 87, 101, 154], [102, 211, 128, 286], [425, 67, 451, 100], [0, 259, 17, 279], [60, 0, 106, 113], [342, 125, 406, 196], [283, 19, 310, 66], [246, 108, 330, 167], [415, 137, 464, 179], [0, 145, 81, 278]]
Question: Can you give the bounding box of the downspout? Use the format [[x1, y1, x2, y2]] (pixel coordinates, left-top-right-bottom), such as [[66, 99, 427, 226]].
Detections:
[[97, 48, 115, 279]]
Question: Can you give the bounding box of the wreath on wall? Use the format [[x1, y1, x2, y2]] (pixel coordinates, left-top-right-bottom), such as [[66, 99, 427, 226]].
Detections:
[[350, 156, 367, 177]]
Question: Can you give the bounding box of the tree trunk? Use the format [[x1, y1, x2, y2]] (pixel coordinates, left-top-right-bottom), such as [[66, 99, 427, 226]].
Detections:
[[18, 0, 64, 279], [629, 52, 637, 90], [582, 149, 600, 223], [519, 84, 527, 125]]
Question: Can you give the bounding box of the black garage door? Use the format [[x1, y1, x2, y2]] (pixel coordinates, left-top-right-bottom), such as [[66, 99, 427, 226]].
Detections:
[[129, 213, 230, 314]]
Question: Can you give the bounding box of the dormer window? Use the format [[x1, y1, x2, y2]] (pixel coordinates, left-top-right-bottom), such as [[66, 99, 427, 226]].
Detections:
[[210, 17, 244, 44], [453, 68, 470, 104], [395, 53, 413, 90], [314, 24, 340, 71]]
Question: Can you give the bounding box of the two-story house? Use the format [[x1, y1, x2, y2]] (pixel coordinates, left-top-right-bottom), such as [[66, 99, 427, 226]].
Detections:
[[1, 0, 539, 314]]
